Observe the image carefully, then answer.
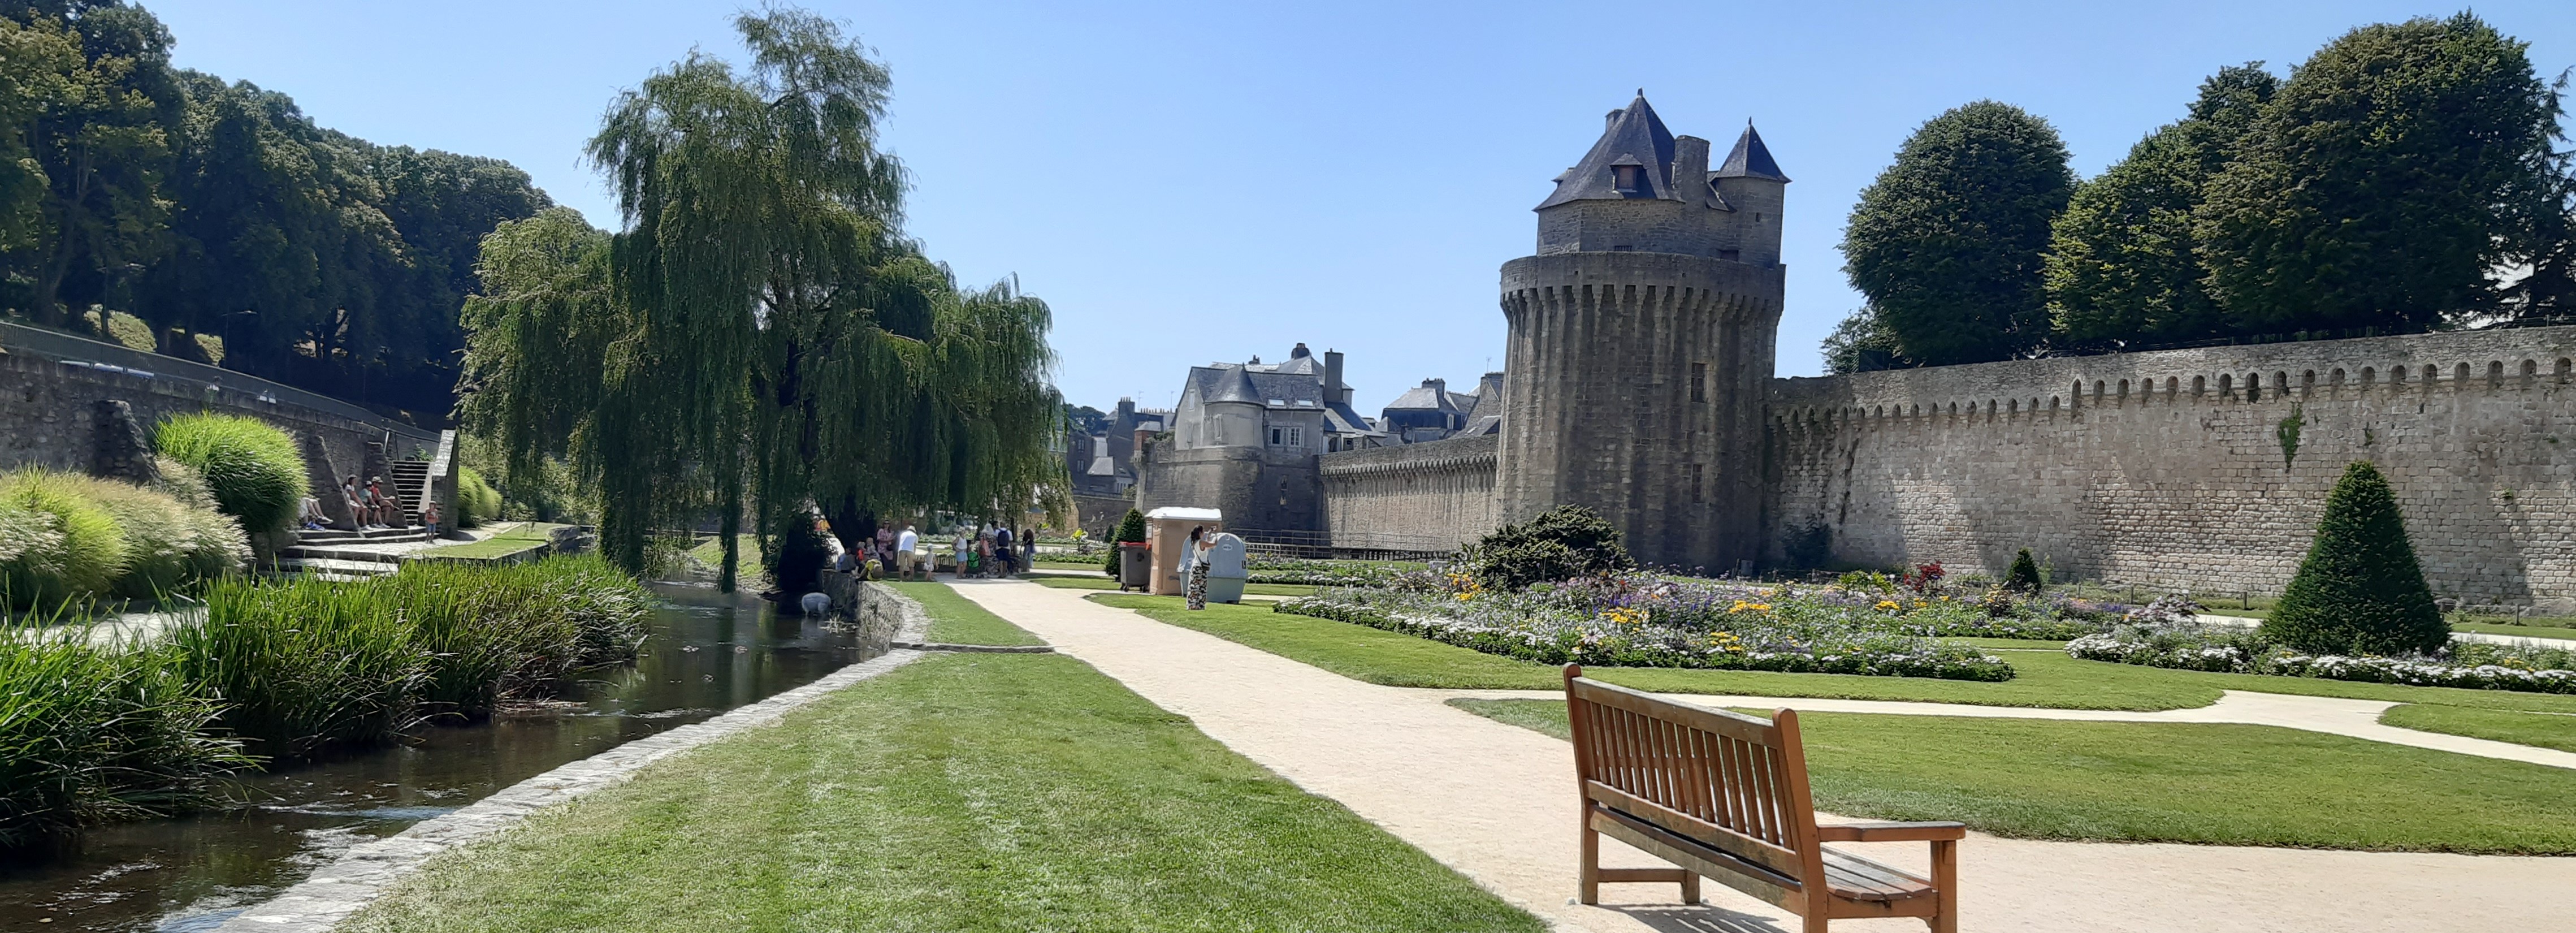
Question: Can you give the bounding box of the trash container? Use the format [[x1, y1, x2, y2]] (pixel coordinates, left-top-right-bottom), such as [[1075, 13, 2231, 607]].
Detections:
[[1202, 533, 1248, 604], [1118, 541, 1153, 591]]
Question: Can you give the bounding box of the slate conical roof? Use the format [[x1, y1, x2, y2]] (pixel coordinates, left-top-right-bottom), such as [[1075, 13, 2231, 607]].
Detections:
[[1714, 123, 1790, 182], [1536, 92, 1680, 210]]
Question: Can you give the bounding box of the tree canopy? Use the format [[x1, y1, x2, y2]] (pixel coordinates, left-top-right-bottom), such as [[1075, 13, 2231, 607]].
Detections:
[[1841, 101, 2075, 366], [0, 1, 548, 421], [2198, 14, 2564, 334], [460, 9, 1062, 589]]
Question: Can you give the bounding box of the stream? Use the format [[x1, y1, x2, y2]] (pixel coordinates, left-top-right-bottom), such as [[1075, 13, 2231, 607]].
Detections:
[[0, 582, 889, 931]]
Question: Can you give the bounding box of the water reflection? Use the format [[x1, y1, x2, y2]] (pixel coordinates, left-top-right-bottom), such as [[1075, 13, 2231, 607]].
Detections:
[[0, 583, 887, 931]]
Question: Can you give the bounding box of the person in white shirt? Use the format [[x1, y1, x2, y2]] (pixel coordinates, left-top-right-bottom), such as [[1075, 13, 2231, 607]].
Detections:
[[896, 524, 921, 581]]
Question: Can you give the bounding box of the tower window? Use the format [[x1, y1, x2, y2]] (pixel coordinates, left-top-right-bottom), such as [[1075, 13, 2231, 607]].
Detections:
[[1691, 464, 1705, 504], [1717, 249, 1739, 262], [1612, 163, 1643, 192], [1690, 362, 1707, 403]]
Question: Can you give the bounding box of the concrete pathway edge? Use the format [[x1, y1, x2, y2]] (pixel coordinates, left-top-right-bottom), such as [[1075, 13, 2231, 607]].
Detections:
[[209, 584, 934, 933]]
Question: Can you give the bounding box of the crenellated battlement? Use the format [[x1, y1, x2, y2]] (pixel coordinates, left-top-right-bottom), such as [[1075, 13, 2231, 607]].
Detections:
[[1764, 323, 2576, 602], [1770, 325, 2576, 431]]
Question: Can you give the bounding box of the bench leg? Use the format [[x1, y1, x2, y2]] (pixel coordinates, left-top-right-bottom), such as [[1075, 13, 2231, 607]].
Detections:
[[1579, 809, 1601, 905], [1679, 871, 1700, 905], [1927, 838, 1958, 933]]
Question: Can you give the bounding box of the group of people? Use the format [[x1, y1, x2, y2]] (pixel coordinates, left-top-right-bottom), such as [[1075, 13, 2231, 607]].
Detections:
[[820, 520, 1041, 582], [296, 474, 415, 531]]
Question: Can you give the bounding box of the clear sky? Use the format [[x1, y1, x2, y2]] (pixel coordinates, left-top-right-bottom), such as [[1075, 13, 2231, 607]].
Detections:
[[144, 1, 2573, 416]]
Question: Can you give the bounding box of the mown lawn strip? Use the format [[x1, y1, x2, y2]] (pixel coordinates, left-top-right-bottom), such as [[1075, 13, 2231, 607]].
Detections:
[[2380, 703, 2576, 753], [1447, 698, 2576, 854], [884, 581, 1046, 646]]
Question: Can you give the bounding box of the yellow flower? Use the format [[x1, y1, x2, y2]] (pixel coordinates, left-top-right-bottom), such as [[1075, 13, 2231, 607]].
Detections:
[[1874, 599, 1901, 611]]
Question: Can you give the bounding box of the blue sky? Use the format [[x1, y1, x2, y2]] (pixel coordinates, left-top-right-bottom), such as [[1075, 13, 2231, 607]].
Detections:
[[146, 1, 2574, 415]]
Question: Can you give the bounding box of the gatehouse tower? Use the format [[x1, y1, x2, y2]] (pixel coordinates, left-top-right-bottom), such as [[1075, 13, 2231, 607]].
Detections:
[[1495, 92, 1788, 571]]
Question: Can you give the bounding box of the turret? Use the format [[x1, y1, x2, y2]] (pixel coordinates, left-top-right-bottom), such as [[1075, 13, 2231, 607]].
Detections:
[[1497, 94, 1789, 571]]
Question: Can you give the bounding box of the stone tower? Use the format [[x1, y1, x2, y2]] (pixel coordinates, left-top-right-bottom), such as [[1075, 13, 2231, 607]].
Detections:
[[1495, 93, 1788, 571]]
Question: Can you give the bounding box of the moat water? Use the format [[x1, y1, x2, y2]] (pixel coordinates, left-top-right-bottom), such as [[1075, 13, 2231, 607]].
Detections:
[[0, 582, 889, 931]]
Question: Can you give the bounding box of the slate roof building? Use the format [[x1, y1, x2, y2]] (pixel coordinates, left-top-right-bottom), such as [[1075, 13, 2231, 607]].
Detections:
[[1133, 343, 1383, 535]]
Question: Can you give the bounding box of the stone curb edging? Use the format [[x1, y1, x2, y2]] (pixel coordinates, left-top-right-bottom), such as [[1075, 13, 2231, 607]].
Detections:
[[211, 582, 935, 932]]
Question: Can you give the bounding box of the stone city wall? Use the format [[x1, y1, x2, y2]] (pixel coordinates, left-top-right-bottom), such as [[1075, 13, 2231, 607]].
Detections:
[[1765, 325, 2576, 602], [1318, 434, 1501, 552], [1, 343, 438, 491]]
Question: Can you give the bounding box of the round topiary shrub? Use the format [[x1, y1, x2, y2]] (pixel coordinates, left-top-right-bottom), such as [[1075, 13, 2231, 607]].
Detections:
[[153, 413, 308, 535], [0, 468, 129, 609], [2262, 460, 2449, 656], [1464, 504, 1635, 590]]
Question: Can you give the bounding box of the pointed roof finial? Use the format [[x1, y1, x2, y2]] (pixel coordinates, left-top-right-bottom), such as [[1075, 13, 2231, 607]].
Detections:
[[1637, 87, 1645, 96]]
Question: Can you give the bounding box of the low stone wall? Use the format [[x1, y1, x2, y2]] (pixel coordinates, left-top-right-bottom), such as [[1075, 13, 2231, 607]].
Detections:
[[1318, 434, 1500, 552]]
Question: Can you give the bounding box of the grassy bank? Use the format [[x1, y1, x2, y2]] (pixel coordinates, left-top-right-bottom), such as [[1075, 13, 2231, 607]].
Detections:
[[412, 522, 562, 561], [1084, 594, 2576, 716], [882, 581, 1045, 646], [345, 603, 1541, 931], [1449, 698, 2576, 854]]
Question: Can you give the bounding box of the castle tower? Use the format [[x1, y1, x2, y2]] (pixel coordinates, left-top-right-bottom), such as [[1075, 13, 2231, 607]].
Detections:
[[1495, 93, 1787, 571]]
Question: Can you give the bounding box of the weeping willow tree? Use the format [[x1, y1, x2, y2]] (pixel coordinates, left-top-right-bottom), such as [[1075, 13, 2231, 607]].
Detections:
[[458, 8, 1061, 590]]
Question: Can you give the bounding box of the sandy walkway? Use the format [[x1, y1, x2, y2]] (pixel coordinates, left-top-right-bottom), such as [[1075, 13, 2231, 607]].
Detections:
[[950, 578, 2576, 933]]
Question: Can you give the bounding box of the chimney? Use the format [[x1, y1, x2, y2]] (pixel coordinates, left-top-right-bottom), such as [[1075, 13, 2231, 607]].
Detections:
[[1289, 342, 1311, 360], [1324, 349, 1347, 404], [1605, 109, 1621, 131], [1672, 135, 1709, 201]]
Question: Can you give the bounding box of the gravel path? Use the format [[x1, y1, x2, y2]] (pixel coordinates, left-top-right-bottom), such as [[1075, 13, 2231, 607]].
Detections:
[[950, 578, 2576, 933]]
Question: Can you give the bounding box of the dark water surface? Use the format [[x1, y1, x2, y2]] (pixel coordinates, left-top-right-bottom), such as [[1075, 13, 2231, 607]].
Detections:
[[0, 583, 888, 931]]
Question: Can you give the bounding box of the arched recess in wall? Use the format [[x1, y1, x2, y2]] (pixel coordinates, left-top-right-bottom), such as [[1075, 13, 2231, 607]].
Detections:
[[2193, 375, 2206, 396]]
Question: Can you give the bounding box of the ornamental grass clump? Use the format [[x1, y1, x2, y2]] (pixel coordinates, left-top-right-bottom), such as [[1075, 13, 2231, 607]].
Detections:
[[153, 412, 308, 534], [0, 468, 129, 610], [2263, 461, 2448, 656], [175, 576, 428, 761], [381, 556, 647, 721], [0, 630, 248, 846]]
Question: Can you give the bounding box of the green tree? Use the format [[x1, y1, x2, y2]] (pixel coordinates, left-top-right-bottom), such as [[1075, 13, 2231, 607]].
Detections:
[[2262, 461, 2448, 656], [2005, 548, 2042, 593], [7, 2, 181, 329], [1843, 101, 2074, 366], [1819, 306, 1907, 374], [1465, 505, 1635, 590], [2198, 14, 2564, 334], [463, 9, 1062, 591], [1105, 507, 1145, 577], [2048, 66, 2276, 348]]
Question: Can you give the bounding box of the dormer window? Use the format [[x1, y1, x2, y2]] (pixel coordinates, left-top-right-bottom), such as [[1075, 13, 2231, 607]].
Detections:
[[1610, 155, 1646, 194]]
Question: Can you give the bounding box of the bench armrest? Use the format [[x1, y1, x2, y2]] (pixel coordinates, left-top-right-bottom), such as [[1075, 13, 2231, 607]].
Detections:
[[1813, 820, 1967, 843]]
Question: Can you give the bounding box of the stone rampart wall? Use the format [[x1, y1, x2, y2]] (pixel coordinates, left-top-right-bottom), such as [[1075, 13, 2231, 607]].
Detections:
[[1319, 434, 1500, 552], [1, 349, 436, 489], [1767, 326, 2576, 601]]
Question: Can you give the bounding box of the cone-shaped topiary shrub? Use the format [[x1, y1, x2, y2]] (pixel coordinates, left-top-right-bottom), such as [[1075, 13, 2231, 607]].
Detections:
[[153, 413, 308, 535], [1105, 508, 1146, 577], [1465, 504, 1636, 590], [2006, 548, 2042, 592], [2262, 461, 2448, 656]]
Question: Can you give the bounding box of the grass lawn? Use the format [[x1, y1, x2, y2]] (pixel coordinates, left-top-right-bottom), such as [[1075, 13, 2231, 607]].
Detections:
[[883, 581, 1046, 646], [1035, 576, 1321, 598], [2451, 621, 2576, 642], [1448, 698, 2576, 854], [412, 522, 561, 561], [2380, 704, 2576, 753], [1082, 594, 2576, 718], [345, 619, 1540, 931], [683, 533, 767, 585]]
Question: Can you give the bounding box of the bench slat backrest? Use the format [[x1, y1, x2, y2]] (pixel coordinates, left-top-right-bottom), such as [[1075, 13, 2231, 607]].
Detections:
[[1564, 666, 1824, 884]]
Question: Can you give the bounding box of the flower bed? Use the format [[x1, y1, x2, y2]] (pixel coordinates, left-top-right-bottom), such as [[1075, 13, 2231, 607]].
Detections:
[[1275, 573, 2056, 681], [2067, 621, 2576, 694]]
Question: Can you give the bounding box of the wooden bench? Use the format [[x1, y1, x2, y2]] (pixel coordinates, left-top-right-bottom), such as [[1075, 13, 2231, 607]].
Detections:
[[1562, 664, 1963, 932]]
